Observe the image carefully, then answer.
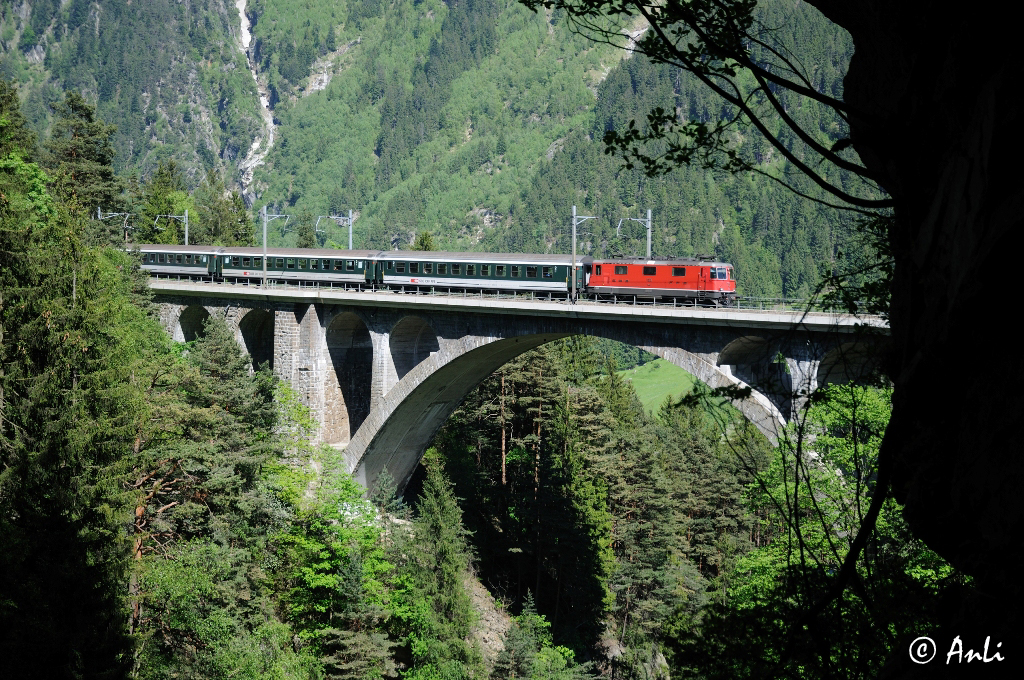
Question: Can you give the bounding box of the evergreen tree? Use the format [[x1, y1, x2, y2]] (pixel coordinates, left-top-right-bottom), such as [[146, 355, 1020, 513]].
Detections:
[[42, 91, 121, 233], [2, 91, 141, 675]]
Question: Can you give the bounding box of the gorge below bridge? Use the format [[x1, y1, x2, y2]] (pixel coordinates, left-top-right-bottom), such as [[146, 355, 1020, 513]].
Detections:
[[151, 281, 887, 493]]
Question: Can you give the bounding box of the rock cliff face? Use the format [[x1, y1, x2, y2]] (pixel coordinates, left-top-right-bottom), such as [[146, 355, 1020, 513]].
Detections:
[[811, 0, 1023, 648]]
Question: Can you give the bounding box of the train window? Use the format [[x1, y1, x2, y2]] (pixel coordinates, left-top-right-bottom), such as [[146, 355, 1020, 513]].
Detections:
[[240, 257, 249, 267], [334, 260, 344, 270], [202, 256, 208, 263], [298, 259, 307, 269], [396, 262, 406, 273], [672, 267, 686, 277], [346, 260, 355, 271], [358, 261, 363, 269], [481, 264, 490, 276], [542, 266, 553, 278], [276, 258, 284, 268], [526, 266, 537, 278], [452, 264, 461, 274], [158, 254, 165, 263], [410, 263, 419, 274], [496, 265, 505, 276], [595, 265, 602, 275], [424, 263, 433, 274], [286, 259, 295, 269], [438, 263, 447, 274], [254, 257, 261, 267], [614, 265, 627, 275], [175, 254, 181, 264], [719, 268, 728, 279], [467, 264, 476, 275], [643, 266, 656, 276], [309, 259, 318, 270], [231, 256, 240, 267], [388, 261, 395, 270], [511, 265, 520, 277], [710, 268, 718, 279]]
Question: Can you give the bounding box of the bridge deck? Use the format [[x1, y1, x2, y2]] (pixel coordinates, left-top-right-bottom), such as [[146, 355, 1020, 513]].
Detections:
[[148, 280, 887, 333]]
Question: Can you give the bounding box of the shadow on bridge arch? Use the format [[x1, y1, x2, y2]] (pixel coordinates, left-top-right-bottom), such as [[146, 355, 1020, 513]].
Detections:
[[324, 312, 373, 446], [816, 340, 883, 387], [238, 309, 275, 371], [346, 328, 787, 495], [389, 316, 440, 382], [176, 305, 211, 343]]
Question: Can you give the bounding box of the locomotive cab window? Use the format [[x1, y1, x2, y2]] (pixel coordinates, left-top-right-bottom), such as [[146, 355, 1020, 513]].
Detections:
[[672, 267, 686, 277], [614, 265, 627, 275], [595, 265, 602, 275], [643, 266, 656, 276], [710, 268, 717, 279]]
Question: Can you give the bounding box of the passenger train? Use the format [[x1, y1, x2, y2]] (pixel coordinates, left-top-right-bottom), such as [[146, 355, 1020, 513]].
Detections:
[[137, 244, 737, 304]]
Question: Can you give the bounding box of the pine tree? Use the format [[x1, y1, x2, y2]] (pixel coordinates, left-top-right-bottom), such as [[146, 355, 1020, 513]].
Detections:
[[42, 91, 121, 237]]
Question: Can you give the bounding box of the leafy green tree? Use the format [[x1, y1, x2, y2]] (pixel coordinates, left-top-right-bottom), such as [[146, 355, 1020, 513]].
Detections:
[[669, 386, 954, 679]]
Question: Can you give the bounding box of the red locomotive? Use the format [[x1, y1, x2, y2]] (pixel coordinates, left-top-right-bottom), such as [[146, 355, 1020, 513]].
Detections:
[[583, 257, 737, 305]]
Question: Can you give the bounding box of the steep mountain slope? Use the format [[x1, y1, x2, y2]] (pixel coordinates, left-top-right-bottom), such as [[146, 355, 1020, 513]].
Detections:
[[2, 0, 861, 297]]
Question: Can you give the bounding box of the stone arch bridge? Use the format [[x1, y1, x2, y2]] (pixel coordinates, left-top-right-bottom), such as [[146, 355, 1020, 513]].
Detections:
[[152, 281, 886, 493]]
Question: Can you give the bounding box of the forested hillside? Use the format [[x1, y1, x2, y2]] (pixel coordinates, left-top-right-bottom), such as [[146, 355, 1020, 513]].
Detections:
[[4, 0, 865, 297], [2, 70, 970, 678]]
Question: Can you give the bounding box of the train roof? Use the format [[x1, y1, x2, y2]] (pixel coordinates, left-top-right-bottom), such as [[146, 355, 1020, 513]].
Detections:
[[589, 257, 734, 267], [133, 244, 575, 264]]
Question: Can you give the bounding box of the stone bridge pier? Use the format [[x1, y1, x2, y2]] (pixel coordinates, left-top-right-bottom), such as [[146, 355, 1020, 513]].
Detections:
[[154, 290, 884, 494]]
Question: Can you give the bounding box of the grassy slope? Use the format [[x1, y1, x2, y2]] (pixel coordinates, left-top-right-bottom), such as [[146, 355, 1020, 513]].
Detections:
[[618, 358, 698, 418]]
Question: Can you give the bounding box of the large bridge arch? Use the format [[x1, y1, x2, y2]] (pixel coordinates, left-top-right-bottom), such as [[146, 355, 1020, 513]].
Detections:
[[348, 326, 786, 494]]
